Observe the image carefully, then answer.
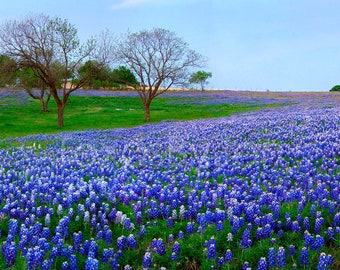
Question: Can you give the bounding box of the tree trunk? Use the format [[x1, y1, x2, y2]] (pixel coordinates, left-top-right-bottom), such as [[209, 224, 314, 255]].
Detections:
[[40, 94, 51, 112], [57, 104, 65, 127], [144, 103, 150, 122], [41, 99, 47, 112]]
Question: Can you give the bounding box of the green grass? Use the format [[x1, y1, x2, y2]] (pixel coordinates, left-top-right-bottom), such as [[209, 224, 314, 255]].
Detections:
[[0, 95, 280, 140]]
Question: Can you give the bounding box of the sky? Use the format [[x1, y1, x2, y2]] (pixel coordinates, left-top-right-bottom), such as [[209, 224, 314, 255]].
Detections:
[[1, 0, 340, 91]]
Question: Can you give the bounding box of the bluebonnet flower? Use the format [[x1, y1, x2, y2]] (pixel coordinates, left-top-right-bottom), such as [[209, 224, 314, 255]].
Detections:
[[155, 238, 166, 256], [267, 247, 275, 268], [90, 215, 97, 228], [310, 204, 317, 217], [317, 252, 333, 270], [186, 222, 195, 234], [127, 234, 137, 248], [73, 232, 83, 251], [225, 249, 232, 263], [37, 238, 50, 252], [333, 212, 340, 227], [142, 252, 152, 269], [263, 224, 272, 238], [70, 254, 77, 269], [85, 256, 98, 270], [62, 261, 69, 270], [172, 241, 180, 255], [168, 234, 174, 243], [170, 252, 178, 261], [25, 246, 45, 270], [124, 217, 132, 230], [240, 229, 252, 249], [303, 230, 314, 248], [216, 220, 224, 232], [167, 217, 174, 228], [41, 227, 51, 239], [288, 245, 296, 257], [8, 219, 19, 236], [135, 211, 143, 224], [299, 247, 309, 266], [326, 227, 335, 240], [291, 220, 300, 232], [313, 235, 325, 251], [217, 256, 225, 268], [111, 257, 120, 270], [3, 241, 16, 267], [207, 243, 216, 261], [42, 259, 53, 270], [100, 229, 109, 243], [18, 234, 28, 253], [270, 238, 277, 245], [277, 246, 286, 268], [84, 211, 90, 223], [102, 248, 114, 263], [231, 216, 241, 234], [178, 231, 184, 239], [107, 208, 117, 223], [257, 257, 267, 270], [242, 261, 251, 270], [138, 225, 146, 237], [314, 217, 324, 234], [297, 201, 304, 212], [117, 236, 127, 251], [326, 254, 334, 265], [303, 217, 310, 230], [89, 240, 99, 258], [285, 217, 292, 230], [57, 204, 63, 216], [256, 226, 264, 240]]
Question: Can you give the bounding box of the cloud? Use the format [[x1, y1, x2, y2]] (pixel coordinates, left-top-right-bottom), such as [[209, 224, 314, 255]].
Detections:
[[111, 0, 155, 10]]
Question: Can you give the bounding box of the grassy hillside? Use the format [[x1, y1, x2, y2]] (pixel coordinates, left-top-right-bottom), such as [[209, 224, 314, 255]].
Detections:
[[0, 94, 279, 139]]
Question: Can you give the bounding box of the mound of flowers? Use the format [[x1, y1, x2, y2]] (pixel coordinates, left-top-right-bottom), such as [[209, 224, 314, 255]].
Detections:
[[0, 104, 339, 269]]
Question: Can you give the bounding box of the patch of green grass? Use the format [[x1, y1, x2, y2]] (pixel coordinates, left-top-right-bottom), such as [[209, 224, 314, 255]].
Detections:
[[0, 95, 281, 140]]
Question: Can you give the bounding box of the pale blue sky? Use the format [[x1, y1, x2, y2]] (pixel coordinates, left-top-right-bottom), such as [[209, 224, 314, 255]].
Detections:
[[1, 0, 340, 91]]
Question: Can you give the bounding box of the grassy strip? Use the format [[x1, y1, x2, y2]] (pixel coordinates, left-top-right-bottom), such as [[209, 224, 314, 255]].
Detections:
[[0, 95, 281, 140]]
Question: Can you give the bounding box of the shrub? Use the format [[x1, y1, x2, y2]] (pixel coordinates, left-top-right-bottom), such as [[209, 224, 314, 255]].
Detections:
[[329, 85, 340, 91]]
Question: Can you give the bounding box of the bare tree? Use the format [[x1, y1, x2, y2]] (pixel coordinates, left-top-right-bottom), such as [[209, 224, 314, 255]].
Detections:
[[115, 28, 205, 121], [0, 13, 109, 127]]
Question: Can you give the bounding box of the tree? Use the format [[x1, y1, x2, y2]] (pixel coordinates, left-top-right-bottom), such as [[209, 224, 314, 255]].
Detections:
[[330, 85, 340, 92], [17, 66, 51, 112], [189, 70, 212, 91], [78, 60, 111, 89], [0, 55, 17, 87], [111, 66, 138, 89], [115, 28, 205, 121], [0, 14, 110, 127]]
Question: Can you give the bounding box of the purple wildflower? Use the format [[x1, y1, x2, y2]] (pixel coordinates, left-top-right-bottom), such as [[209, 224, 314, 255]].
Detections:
[[142, 252, 152, 269], [299, 247, 309, 266], [277, 246, 286, 268]]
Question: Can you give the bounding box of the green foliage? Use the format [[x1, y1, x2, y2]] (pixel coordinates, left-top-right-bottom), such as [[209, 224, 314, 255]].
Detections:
[[17, 66, 41, 89], [189, 70, 212, 91], [78, 62, 138, 90], [111, 66, 138, 88], [78, 60, 111, 89], [330, 85, 340, 92], [0, 55, 17, 87]]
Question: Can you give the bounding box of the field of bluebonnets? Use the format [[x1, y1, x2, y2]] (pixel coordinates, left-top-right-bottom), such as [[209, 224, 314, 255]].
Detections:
[[0, 90, 339, 269]]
